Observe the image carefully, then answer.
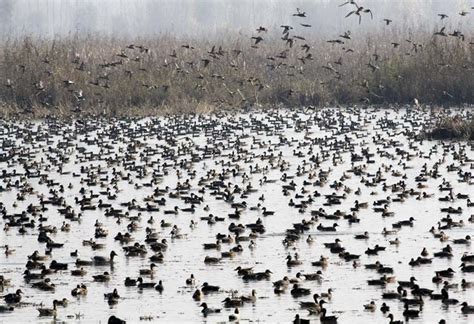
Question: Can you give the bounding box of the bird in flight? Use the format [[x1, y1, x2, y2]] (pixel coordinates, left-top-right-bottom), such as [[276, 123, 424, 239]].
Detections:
[[346, 5, 373, 24], [280, 25, 293, 34], [339, 1, 358, 7], [434, 27, 447, 37], [251, 36, 264, 45], [293, 8, 306, 18]]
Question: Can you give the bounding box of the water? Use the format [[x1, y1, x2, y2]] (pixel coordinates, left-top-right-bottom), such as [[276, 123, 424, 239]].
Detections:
[[0, 107, 472, 323]]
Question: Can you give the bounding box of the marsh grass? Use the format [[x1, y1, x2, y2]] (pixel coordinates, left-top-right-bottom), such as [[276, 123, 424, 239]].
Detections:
[[429, 115, 474, 140], [0, 29, 472, 118]]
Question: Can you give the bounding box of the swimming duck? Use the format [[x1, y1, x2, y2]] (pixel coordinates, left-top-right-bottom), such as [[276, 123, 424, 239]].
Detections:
[[380, 302, 390, 312], [291, 284, 311, 297], [320, 306, 338, 323], [71, 284, 87, 296], [3, 289, 22, 304], [441, 288, 459, 305], [461, 302, 474, 314], [222, 297, 243, 308], [287, 255, 303, 267], [192, 289, 202, 301], [460, 263, 474, 273], [402, 303, 420, 318], [93, 271, 111, 282], [139, 263, 157, 275], [200, 302, 221, 316], [137, 277, 156, 289], [299, 294, 323, 313], [294, 314, 310, 324], [240, 289, 257, 303], [186, 274, 196, 285], [0, 305, 14, 313], [93, 251, 117, 265], [37, 300, 57, 317], [229, 308, 240, 322], [32, 278, 56, 291], [364, 301, 376, 311], [155, 280, 164, 293], [387, 313, 403, 324], [201, 282, 220, 294], [108, 315, 126, 324]]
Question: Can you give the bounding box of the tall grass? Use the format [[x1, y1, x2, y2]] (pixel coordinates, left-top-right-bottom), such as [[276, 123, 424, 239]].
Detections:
[[428, 115, 474, 140], [0, 29, 472, 117]]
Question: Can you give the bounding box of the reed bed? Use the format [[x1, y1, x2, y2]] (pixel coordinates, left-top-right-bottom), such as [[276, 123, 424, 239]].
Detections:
[[0, 29, 473, 118], [429, 115, 474, 140]]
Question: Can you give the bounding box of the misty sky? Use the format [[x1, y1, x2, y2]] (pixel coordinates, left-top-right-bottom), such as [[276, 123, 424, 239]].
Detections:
[[0, 0, 472, 39]]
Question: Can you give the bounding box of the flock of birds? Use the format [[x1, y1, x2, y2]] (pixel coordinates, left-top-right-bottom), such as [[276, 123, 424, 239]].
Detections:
[[0, 106, 472, 323], [2, 2, 473, 113]]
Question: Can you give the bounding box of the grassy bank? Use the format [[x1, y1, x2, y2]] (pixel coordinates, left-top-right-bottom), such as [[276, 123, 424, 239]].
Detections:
[[428, 116, 474, 140], [0, 29, 473, 118]]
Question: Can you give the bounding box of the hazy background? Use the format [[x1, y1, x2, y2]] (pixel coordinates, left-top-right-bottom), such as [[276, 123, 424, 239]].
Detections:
[[0, 0, 472, 40]]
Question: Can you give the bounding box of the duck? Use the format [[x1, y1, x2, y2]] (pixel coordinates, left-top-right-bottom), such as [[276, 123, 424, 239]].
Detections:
[[291, 284, 311, 297], [71, 284, 87, 296], [139, 263, 157, 275], [3, 289, 22, 304], [104, 289, 120, 299], [137, 277, 156, 289], [287, 255, 303, 266], [155, 280, 164, 293], [354, 231, 369, 239], [299, 294, 323, 313], [108, 315, 126, 324], [402, 303, 420, 318], [380, 302, 390, 312], [461, 302, 474, 314], [461, 279, 473, 289], [460, 263, 474, 272], [93, 251, 117, 265], [192, 289, 202, 301], [76, 258, 93, 266], [186, 274, 196, 285], [0, 305, 14, 313], [441, 289, 459, 305], [37, 300, 57, 317], [93, 271, 111, 282], [294, 314, 310, 324], [229, 308, 240, 321], [124, 277, 137, 286], [201, 282, 220, 294], [312, 255, 329, 267], [453, 235, 471, 244], [387, 313, 403, 324], [222, 297, 243, 308], [320, 288, 333, 299], [71, 267, 87, 276], [364, 301, 376, 311], [398, 276, 417, 288], [32, 278, 56, 291], [238, 289, 257, 303], [200, 302, 221, 316], [320, 306, 338, 323]]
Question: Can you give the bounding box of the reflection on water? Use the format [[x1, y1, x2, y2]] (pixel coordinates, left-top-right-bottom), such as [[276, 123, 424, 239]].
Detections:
[[0, 107, 472, 323]]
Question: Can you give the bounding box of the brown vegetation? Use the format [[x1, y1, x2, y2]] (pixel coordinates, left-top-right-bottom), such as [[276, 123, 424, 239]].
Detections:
[[0, 29, 472, 118], [429, 115, 474, 140]]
